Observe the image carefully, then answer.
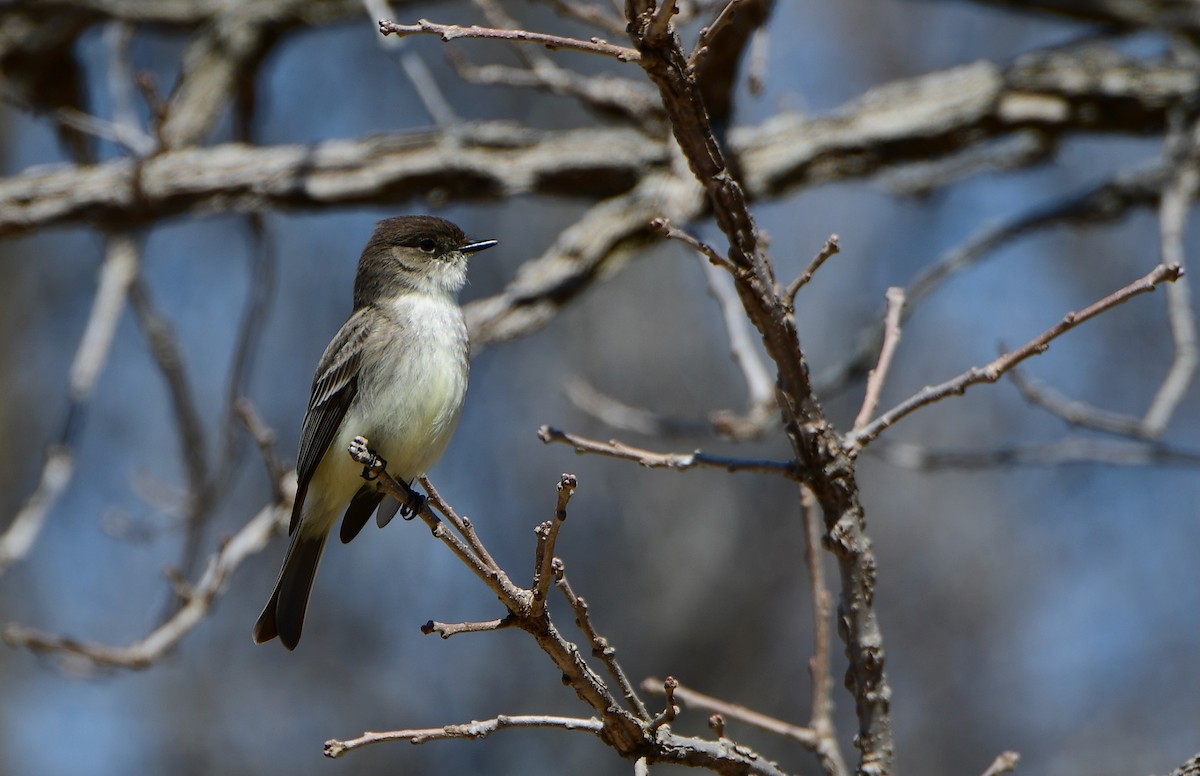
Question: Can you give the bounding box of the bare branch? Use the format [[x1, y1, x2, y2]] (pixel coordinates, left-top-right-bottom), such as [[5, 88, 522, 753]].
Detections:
[[233, 398, 285, 495], [466, 172, 703, 351], [378, 18, 641, 62], [533, 0, 627, 37], [641, 675, 818, 746], [448, 50, 663, 127], [0, 447, 73, 576], [532, 474, 575, 616], [800, 487, 848, 776], [325, 714, 605, 757], [0, 125, 665, 239], [646, 675, 679, 732], [873, 437, 1200, 470], [651, 216, 732, 270], [553, 557, 649, 720], [848, 263, 1185, 451], [696, 239, 774, 406], [1145, 117, 1200, 436], [852, 287, 905, 432], [421, 616, 517, 638], [784, 234, 840, 306], [538, 425, 797, 477]]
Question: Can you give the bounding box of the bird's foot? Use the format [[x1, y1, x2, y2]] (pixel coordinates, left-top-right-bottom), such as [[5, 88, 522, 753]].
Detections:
[[399, 484, 427, 520], [350, 436, 387, 481]]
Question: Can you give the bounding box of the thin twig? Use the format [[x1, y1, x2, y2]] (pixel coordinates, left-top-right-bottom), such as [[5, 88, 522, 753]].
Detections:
[[696, 237, 775, 407], [651, 216, 734, 270], [534, 0, 628, 36], [873, 436, 1200, 470], [641, 676, 818, 746], [1008, 368, 1148, 437], [325, 714, 605, 757], [1145, 116, 1199, 436], [784, 234, 840, 307], [351, 440, 491, 580], [420, 475, 501, 573], [647, 676, 679, 732], [234, 397, 284, 497], [538, 425, 797, 478], [422, 615, 517, 638], [403, 51, 461, 128], [847, 263, 1185, 451], [554, 559, 650, 720], [852, 287, 905, 431], [800, 487, 848, 776], [532, 474, 576, 615], [378, 18, 641, 62], [0, 448, 73, 576], [128, 275, 213, 578]]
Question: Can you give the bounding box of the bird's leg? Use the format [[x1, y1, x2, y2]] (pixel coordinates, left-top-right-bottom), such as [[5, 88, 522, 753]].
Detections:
[[348, 436, 426, 517], [397, 484, 427, 520]]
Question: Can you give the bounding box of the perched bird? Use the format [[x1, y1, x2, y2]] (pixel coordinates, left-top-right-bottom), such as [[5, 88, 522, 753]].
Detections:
[[254, 215, 497, 650]]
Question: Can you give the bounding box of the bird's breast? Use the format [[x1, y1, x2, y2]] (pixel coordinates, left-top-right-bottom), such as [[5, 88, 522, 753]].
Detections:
[[353, 294, 469, 479]]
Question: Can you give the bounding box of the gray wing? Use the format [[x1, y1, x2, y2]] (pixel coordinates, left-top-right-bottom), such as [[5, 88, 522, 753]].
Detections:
[[289, 308, 373, 535]]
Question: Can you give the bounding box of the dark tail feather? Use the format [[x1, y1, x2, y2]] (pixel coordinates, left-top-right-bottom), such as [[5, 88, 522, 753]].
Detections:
[[252, 531, 327, 650], [340, 485, 383, 544]]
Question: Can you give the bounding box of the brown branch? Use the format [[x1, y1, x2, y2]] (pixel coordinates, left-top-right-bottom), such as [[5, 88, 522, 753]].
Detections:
[[848, 263, 1184, 451], [378, 18, 641, 62], [421, 616, 517, 638], [852, 287, 905, 432], [538, 425, 797, 477], [646, 675, 679, 732], [815, 163, 1170, 398], [628, 1, 896, 770], [651, 216, 732, 269], [800, 486, 849, 776], [344, 442, 785, 772], [553, 557, 650, 720], [325, 714, 606, 757], [784, 234, 840, 307], [419, 475, 501, 574], [641, 675, 817, 746], [531, 474, 575, 616]]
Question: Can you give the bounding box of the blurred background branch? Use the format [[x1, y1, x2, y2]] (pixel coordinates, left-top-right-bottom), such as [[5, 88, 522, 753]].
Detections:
[[0, 0, 1197, 775]]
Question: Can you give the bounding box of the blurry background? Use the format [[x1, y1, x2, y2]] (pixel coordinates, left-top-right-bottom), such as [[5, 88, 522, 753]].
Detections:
[[0, 1, 1197, 774]]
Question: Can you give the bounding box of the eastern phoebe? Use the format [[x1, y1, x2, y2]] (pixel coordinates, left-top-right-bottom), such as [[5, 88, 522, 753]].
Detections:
[[253, 215, 497, 650]]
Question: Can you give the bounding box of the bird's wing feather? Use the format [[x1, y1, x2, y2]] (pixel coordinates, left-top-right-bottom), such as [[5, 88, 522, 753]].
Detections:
[[290, 308, 373, 535]]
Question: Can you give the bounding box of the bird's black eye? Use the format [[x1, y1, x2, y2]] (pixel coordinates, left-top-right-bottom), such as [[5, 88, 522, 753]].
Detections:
[[418, 239, 437, 253]]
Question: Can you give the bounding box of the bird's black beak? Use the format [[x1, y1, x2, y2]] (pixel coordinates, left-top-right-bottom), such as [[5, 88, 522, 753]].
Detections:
[[461, 239, 498, 254]]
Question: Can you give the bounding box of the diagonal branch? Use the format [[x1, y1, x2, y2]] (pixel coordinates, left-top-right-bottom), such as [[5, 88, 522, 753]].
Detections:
[[848, 263, 1185, 451]]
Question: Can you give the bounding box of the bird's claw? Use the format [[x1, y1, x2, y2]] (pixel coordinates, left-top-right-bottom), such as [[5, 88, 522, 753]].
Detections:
[[361, 451, 386, 481], [400, 492, 427, 520]]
